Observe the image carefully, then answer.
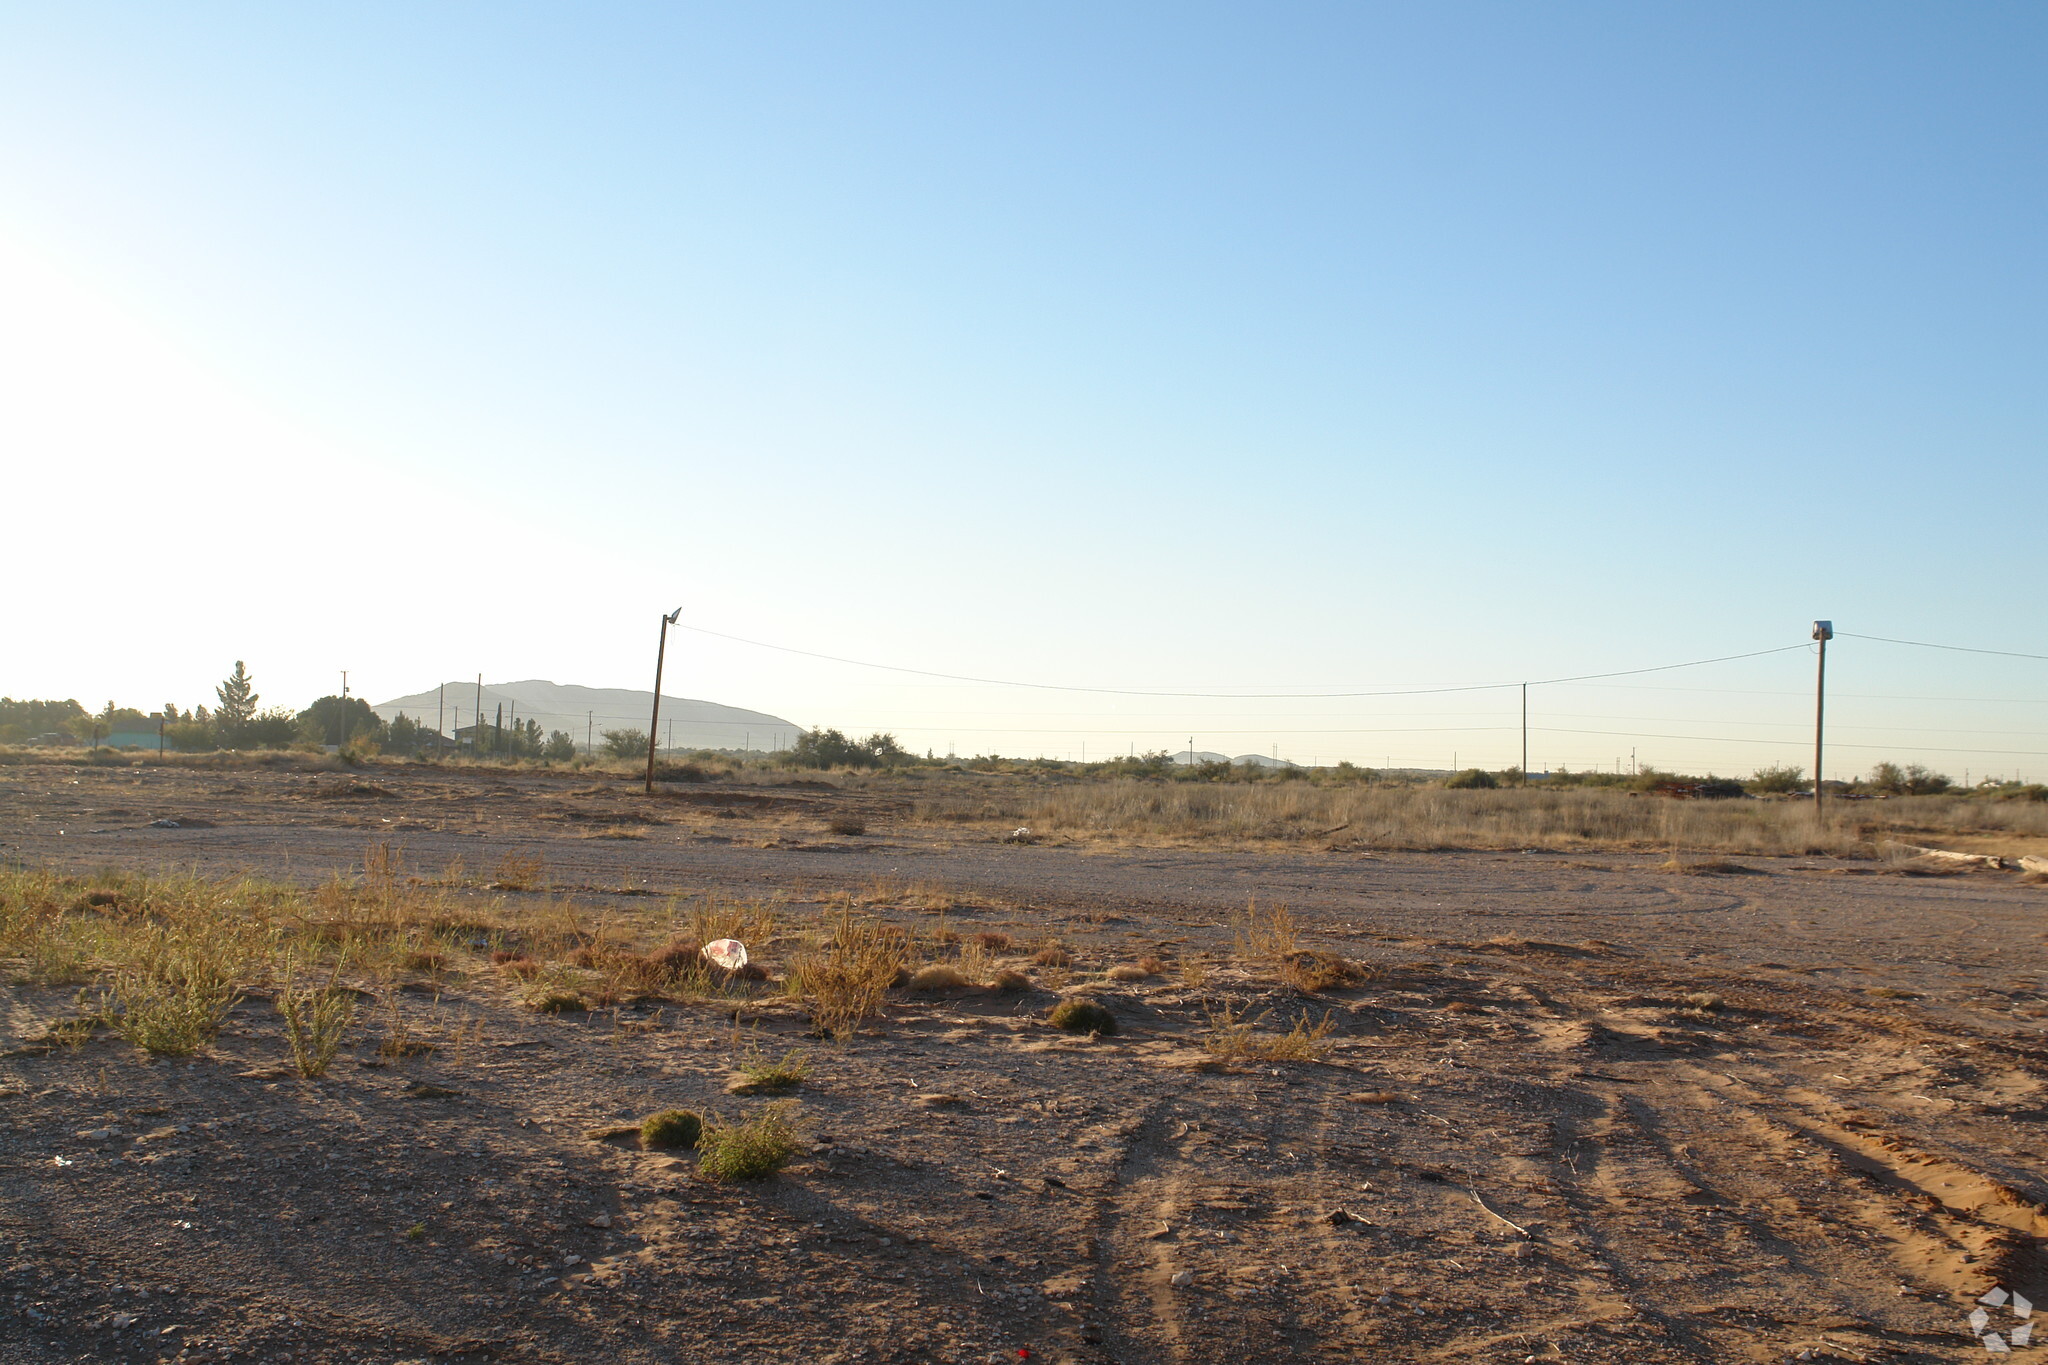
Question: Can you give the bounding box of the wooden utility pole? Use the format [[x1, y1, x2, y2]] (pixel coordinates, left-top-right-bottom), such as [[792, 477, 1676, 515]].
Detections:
[[1812, 621, 1833, 820], [437, 684, 445, 757], [1521, 682, 1528, 786], [646, 607, 682, 793], [474, 675, 482, 756]]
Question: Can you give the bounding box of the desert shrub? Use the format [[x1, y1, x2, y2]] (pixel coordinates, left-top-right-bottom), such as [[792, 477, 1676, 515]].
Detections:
[[105, 924, 247, 1056], [826, 815, 867, 836], [1032, 945, 1073, 968], [907, 964, 968, 991], [492, 851, 547, 891], [1136, 955, 1167, 975], [1279, 950, 1365, 994], [1107, 964, 1150, 983], [697, 1101, 803, 1181], [1444, 768, 1498, 790], [639, 1109, 704, 1151], [733, 1047, 810, 1094], [1203, 1001, 1336, 1062], [526, 990, 585, 1014], [276, 954, 355, 1078], [790, 913, 906, 1039], [1048, 996, 1116, 1035], [1231, 900, 1299, 961], [989, 968, 1030, 992], [973, 931, 1013, 952]]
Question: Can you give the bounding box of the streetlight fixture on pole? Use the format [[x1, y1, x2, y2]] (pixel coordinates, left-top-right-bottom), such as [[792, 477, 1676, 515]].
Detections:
[[646, 606, 683, 794], [1811, 621, 1833, 819]]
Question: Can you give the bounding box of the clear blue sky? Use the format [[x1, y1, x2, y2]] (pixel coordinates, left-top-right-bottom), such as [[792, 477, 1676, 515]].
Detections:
[[3, 3, 2043, 775]]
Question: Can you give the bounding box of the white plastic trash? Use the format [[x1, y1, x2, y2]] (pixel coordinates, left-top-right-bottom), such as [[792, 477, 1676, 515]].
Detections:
[[702, 939, 748, 971]]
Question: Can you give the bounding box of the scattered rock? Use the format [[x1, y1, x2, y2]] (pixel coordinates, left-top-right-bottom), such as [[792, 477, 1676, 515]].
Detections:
[[1170, 1271, 1195, 1288]]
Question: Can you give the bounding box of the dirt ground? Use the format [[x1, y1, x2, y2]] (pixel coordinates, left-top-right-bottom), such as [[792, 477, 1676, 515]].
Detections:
[[3, 760, 2046, 1364]]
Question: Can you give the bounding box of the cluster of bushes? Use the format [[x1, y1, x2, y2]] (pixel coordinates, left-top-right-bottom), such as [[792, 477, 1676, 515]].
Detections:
[[782, 728, 914, 770]]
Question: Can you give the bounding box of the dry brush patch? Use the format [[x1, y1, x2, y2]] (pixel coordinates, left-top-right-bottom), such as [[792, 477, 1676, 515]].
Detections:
[[915, 779, 2048, 855]]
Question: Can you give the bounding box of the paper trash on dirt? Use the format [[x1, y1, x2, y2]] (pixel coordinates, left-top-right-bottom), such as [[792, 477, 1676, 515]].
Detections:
[[702, 939, 748, 971]]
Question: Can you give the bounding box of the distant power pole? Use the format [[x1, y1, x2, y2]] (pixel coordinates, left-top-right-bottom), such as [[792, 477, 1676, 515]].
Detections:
[[1521, 683, 1528, 786], [337, 671, 349, 748], [587, 711, 593, 755], [1812, 620, 1833, 819], [437, 684, 445, 757], [474, 675, 482, 756], [646, 605, 683, 793]]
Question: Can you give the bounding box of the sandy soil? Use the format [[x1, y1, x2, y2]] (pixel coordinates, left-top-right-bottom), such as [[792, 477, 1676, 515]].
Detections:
[[3, 760, 2046, 1364]]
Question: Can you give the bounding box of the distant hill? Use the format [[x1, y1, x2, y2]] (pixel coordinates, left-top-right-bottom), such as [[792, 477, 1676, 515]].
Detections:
[[1168, 751, 1299, 768], [372, 680, 801, 753]]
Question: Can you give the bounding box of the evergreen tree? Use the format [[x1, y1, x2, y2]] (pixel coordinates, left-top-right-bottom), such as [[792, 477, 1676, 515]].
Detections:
[[214, 662, 258, 743]]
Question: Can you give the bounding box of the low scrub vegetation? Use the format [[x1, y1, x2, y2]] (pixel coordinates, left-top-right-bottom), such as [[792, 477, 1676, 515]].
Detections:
[[1202, 1001, 1338, 1063], [696, 1101, 804, 1181], [639, 1109, 704, 1151], [1048, 996, 1116, 1035]]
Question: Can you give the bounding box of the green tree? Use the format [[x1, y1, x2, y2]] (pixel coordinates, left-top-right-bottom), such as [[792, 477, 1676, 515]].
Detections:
[[214, 662, 259, 745], [601, 727, 649, 759], [65, 712, 109, 750], [1747, 763, 1806, 794], [0, 697, 88, 744], [785, 728, 912, 770], [244, 709, 303, 748], [297, 696, 386, 747]]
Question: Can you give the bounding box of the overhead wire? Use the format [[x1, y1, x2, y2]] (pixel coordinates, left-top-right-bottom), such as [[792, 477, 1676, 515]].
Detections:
[[680, 624, 1809, 699], [1836, 632, 2048, 663]]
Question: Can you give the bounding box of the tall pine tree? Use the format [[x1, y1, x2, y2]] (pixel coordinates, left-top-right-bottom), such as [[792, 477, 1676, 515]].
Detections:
[[214, 661, 258, 744]]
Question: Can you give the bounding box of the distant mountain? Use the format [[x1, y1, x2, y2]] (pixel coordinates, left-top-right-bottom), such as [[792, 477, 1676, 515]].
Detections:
[[1167, 751, 1298, 768], [372, 680, 801, 753]]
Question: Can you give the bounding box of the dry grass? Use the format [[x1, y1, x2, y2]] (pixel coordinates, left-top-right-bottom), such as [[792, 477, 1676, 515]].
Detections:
[[916, 781, 2048, 855], [276, 952, 355, 1077], [1202, 1001, 1338, 1063], [1232, 900, 1300, 962], [680, 895, 780, 950], [907, 963, 970, 991], [104, 921, 251, 1057], [491, 851, 548, 891], [731, 1046, 810, 1094], [786, 911, 905, 1039]]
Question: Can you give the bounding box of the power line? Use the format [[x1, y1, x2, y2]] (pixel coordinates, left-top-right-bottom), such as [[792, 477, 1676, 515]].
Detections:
[[1535, 725, 2048, 758], [1837, 632, 2048, 663], [680, 624, 1809, 699]]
